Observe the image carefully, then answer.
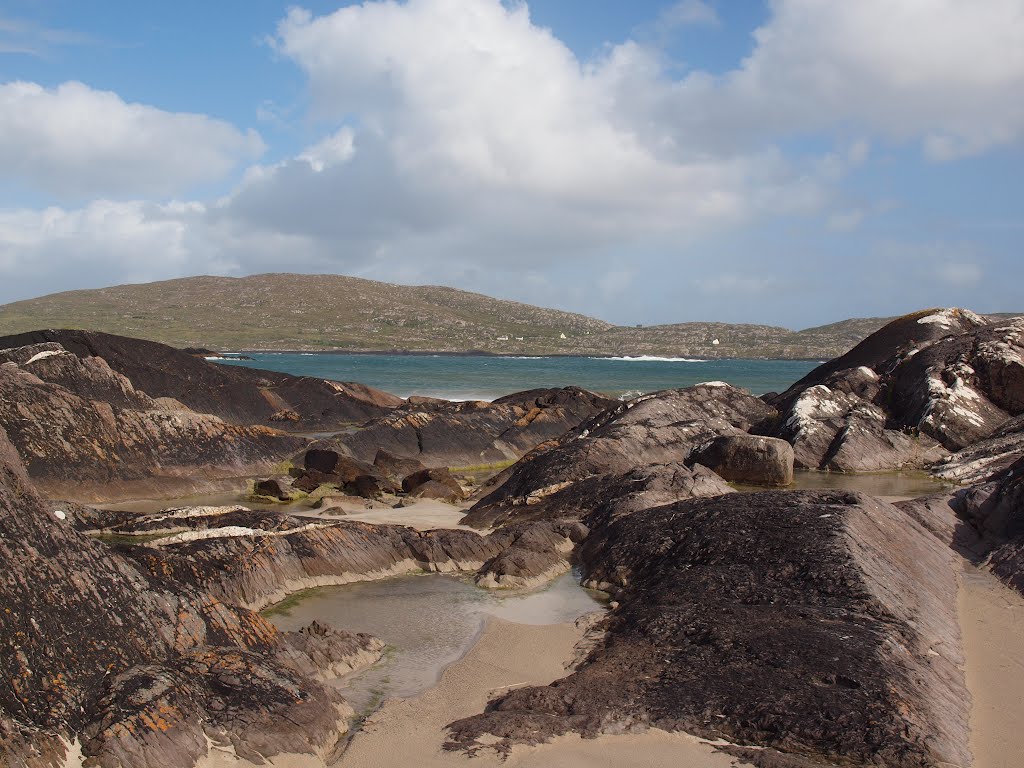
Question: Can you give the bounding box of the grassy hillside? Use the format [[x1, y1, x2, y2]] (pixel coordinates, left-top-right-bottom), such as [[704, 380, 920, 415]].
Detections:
[[0, 273, 1010, 359]]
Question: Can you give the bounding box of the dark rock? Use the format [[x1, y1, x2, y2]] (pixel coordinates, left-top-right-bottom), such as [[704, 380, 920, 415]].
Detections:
[[951, 456, 1024, 592], [373, 448, 428, 483], [464, 462, 733, 529], [303, 449, 376, 481], [348, 474, 394, 500], [464, 384, 768, 524], [0, 425, 365, 768], [0, 329, 402, 431], [291, 473, 326, 493], [402, 468, 466, 501], [763, 312, 1024, 472], [0, 346, 307, 501], [689, 434, 794, 486], [448, 491, 969, 768], [316, 386, 616, 468], [932, 414, 1024, 484], [253, 478, 292, 501]]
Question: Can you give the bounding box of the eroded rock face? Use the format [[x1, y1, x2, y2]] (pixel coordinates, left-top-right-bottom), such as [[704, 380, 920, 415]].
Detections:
[[0, 329, 401, 431], [0, 426, 376, 768], [463, 384, 767, 526], [764, 311, 1024, 472], [952, 456, 1024, 592], [449, 491, 970, 768], [316, 387, 616, 468], [0, 346, 307, 501]]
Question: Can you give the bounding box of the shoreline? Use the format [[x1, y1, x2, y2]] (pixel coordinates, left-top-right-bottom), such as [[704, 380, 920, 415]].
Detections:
[[215, 349, 829, 363]]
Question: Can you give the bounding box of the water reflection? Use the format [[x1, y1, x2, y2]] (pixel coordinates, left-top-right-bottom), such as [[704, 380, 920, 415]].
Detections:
[[266, 571, 605, 713]]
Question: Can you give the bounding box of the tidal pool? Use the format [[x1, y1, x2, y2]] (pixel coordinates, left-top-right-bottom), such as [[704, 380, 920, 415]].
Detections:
[[265, 571, 606, 714]]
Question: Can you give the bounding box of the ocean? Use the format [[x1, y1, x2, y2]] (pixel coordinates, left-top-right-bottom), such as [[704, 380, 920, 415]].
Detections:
[[213, 353, 819, 401]]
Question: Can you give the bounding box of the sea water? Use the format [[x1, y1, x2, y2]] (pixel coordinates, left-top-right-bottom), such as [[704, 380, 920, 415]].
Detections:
[[215, 353, 818, 400]]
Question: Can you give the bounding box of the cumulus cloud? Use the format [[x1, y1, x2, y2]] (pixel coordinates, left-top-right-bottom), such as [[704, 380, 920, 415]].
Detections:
[[0, 81, 265, 199], [1, 0, 1021, 321], [653, 0, 1024, 159]]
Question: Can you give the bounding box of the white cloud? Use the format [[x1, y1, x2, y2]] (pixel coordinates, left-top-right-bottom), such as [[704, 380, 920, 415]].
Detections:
[[0, 81, 265, 199], [0, 0, 1020, 321], [662, 0, 1024, 159]]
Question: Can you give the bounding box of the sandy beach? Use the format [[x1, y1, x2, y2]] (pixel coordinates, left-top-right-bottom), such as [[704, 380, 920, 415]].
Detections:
[[188, 557, 1024, 768], [960, 566, 1024, 768]]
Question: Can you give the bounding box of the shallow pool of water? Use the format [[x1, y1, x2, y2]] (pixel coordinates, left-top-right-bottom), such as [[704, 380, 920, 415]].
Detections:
[[789, 469, 953, 498], [265, 571, 605, 714]]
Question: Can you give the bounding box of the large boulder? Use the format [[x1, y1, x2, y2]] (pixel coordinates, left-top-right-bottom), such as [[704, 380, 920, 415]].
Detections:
[[402, 468, 466, 502], [689, 434, 794, 486]]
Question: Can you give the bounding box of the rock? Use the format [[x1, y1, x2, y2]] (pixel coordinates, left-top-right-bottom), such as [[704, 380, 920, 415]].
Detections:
[[253, 478, 293, 501], [689, 434, 794, 486], [448, 491, 970, 768], [315, 386, 616, 468], [763, 312, 1024, 472], [293, 449, 398, 499], [0, 345, 307, 501], [373, 448, 428, 483], [474, 521, 586, 589], [951, 456, 1024, 593], [932, 415, 1024, 484], [402, 468, 466, 501], [0, 424, 366, 768], [0, 329, 402, 431], [464, 384, 769, 524], [464, 462, 733, 529]]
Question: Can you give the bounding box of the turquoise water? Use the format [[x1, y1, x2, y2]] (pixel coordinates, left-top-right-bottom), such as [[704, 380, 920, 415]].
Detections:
[[215, 353, 817, 400]]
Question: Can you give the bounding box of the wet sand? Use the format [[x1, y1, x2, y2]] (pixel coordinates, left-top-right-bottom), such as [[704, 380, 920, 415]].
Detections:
[[336, 616, 738, 768], [960, 566, 1024, 768], [307, 499, 474, 530]]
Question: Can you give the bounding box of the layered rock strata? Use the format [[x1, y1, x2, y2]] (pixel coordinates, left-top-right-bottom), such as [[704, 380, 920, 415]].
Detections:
[[316, 387, 616, 468], [0, 329, 400, 430], [0, 343, 306, 500], [0, 426, 380, 768]]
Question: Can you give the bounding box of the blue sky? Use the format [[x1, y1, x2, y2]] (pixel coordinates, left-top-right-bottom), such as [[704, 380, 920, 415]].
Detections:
[[0, 0, 1021, 328]]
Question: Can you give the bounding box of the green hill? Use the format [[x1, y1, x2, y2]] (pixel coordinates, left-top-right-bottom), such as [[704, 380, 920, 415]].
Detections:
[[0, 273, 1011, 359]]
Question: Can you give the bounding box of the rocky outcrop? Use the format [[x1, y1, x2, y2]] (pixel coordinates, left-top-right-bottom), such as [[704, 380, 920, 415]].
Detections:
[[127, 510, 579, 611], [763, 311, 1024, 472], [689, 434, 794, 486], [464, 461, 733, 529], [0, 329, 401, 431], [463, 384, 768, 526], [316, 386, 616, 468], [0, 344, 307, 501], [449, 491, 970, 768], [931, 415, 1024, 484], [951, 456, 1024, 592], [0, 425, 380, 768]]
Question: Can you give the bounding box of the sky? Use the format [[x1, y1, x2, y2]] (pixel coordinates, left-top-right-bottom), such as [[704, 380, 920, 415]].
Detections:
[[0, 0, 1022, 329]]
